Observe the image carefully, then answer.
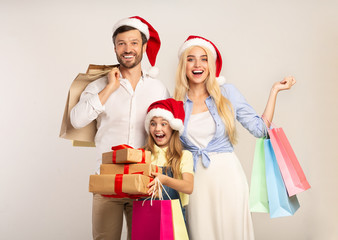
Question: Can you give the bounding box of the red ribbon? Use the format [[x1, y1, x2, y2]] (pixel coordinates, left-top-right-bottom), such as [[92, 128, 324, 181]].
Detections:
[[111, 144, 133, 151], [102, 176, 154, 199], [124, 165, 129, 174], [123, 164, 159, 175], [110, 144, 146, 164], [123, 165, 144, 175], [114, 174, 123, 195], [112, 151, 117, 164]]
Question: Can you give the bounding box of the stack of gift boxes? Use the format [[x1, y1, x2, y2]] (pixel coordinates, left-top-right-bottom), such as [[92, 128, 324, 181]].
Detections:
[[89, 147, 161, 197]]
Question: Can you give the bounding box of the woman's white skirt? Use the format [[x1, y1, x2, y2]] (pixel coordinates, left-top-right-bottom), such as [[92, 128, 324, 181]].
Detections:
[[186, 152, 254, 240]]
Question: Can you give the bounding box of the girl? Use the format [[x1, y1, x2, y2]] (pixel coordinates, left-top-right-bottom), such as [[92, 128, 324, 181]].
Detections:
[[174, 35, 296, 239], [144, 98, 194, 217]]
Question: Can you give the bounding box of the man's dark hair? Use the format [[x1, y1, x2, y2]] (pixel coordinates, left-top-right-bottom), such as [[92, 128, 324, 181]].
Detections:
[[112, 26, 147, 46]]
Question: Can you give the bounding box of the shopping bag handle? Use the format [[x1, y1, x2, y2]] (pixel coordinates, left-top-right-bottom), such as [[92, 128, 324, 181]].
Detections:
[[261, 115, 279, 129], [142, 178, 171, 206]]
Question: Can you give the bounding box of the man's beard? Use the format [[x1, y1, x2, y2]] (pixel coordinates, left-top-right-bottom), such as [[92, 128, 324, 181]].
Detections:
[[117, 50, 143, 69]]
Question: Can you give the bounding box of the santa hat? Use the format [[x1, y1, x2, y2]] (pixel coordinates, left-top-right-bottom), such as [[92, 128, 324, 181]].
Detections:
[[178, 35, 226, 85], [145, 98, 185, 136], [112, 16, 161, 78]]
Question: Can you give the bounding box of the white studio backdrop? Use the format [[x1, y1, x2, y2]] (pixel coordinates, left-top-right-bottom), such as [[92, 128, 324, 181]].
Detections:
[[0, 0, 337, 239]]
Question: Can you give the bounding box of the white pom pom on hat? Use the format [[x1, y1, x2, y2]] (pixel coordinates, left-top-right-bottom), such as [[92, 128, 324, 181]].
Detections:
[[147, 66, 160, 78], [216, 76, 226, 85]]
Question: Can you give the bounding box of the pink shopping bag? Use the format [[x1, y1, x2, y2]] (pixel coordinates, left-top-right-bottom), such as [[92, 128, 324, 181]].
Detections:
[[268, 126, 310, 196], [131, 200, 174, 240]]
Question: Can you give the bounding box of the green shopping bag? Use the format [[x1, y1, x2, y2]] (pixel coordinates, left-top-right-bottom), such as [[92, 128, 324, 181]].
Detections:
[[249, 138, 269, 213]]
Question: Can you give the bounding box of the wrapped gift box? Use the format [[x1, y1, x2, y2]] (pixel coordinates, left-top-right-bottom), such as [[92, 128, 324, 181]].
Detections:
[[100, 163, 162, 177], [89, 174, 151, 195], [102, 148, 151, 164]]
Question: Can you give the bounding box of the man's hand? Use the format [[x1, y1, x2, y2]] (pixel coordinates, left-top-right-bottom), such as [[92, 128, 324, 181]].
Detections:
[[98, 67, 121, 105], [107, 67, 120, 92]]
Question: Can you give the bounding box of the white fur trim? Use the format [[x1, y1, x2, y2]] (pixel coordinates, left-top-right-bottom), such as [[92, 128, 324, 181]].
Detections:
[[170, 119, 184, 135], [147, 66, 159, 78], [145, 108, 174, 134], [144, 108, 184, 135], [216, 76, 226, 85], [112, 18, 149, 39], [178, 38, 217, 60]]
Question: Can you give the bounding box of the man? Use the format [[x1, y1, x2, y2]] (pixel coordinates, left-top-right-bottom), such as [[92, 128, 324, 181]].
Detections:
[[70, 16, 169, 240]]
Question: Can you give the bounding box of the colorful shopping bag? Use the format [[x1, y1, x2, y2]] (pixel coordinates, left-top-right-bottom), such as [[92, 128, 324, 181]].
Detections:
[[131, 200, 174, 240], [249, 138, 269, 213], [268, 126, 311, 196], [171, 199, 189, 240], [264, 138, 300, 218]]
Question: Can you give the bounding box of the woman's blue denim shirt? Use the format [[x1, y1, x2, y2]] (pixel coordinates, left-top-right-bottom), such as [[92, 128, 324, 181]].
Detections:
[[180, 83, 267, 171]]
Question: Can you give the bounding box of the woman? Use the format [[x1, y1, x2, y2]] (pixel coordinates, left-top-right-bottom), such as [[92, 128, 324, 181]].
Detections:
[[174, 35, 296, 240]]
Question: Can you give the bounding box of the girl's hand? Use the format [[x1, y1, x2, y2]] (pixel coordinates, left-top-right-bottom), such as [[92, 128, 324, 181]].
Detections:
[[147, 172, 167, 195], [151, 172, 167, 184], [272, 76, 296, 93], [147, 179, 157, 195]]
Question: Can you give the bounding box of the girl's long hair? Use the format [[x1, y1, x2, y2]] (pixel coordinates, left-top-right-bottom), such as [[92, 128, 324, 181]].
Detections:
[[174, 46, 237, 145], [144, 130, 183, 179]]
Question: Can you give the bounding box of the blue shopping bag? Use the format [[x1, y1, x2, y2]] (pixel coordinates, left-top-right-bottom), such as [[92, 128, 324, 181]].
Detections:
[[264, 138, 300, 218]]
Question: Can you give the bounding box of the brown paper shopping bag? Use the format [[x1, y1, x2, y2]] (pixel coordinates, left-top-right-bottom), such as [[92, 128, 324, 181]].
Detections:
[[59, 64, 119, 147]]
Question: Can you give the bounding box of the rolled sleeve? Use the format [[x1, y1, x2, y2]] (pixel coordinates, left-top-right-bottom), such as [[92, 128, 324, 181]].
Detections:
[[88, 94, 105, 113], [180, 150, 194, 175], [221, 84, 267, 138], [70, 81, 105, 129], [242, 116, 267, 138]]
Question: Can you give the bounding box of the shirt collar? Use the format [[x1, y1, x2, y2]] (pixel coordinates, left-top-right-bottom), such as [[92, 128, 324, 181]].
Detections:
[[118, 69, 146, 83], [154, 144, 167, 153], [185, 94, 212, 103]]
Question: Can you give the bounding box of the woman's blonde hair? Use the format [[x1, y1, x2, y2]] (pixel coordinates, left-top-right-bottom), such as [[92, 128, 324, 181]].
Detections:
[[174, 46, 237, 145], [144, 129, 183, 179]]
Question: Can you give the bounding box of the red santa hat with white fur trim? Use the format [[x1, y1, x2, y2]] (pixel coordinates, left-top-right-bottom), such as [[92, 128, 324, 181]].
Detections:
[[112, 16, 161, 77], [145, 98, 185, 136], [178, 35, 226, 85]]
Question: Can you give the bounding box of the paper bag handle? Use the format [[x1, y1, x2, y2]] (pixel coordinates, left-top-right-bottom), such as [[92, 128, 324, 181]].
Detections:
[[261, 115, 279, 129], [142, 178, 171, 206]]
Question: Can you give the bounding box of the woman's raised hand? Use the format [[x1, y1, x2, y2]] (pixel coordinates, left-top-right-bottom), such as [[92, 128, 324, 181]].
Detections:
[[272, 76, 296, 92]]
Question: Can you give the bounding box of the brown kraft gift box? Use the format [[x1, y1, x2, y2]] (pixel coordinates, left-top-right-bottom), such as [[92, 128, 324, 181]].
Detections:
[[89, 174, 151, 195], [100, 163, 162, 177], [102, 148, 151, 164]]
